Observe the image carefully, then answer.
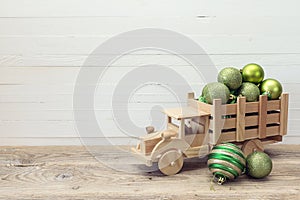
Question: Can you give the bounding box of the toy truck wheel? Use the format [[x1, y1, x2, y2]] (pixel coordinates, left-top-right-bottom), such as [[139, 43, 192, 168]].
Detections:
[[158, 150, 183, 176], [242, 139, 264, 157]]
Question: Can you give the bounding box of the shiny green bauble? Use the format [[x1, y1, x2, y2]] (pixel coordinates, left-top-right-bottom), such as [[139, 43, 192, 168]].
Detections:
[[208, 143, 246, 184], [246, 151, 272, 179], [260, 78, 283, 100], [242, 63, 265, 84]]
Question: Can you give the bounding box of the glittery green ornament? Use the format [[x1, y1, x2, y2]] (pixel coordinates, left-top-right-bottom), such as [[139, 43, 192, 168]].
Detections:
[[246, 151, 272, 179], [208, 143, 246, 184]]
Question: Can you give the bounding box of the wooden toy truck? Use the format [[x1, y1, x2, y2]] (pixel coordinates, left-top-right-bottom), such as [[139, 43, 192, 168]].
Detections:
[[132, 93, 289, 175]]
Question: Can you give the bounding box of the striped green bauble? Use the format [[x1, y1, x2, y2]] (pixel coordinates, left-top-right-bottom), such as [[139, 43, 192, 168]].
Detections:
[[208, 143, 246, 184]]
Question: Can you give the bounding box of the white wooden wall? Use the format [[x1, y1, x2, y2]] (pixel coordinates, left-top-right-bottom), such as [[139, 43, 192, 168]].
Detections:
[[0, 0, 299, 145]]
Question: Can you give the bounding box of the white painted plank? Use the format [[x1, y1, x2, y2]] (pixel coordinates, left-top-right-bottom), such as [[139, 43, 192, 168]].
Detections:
[[0, 120, 140, 138], [0, 99, 297, 111], [0, 97, 183, 111], [0, 117, 299, 138], [0, 137, 143, 146], [0, 107, 172, 121], [0, 36, 300, 55], [0, 65, 298, 85], [0, 66, 206, 85], [2, 54, 300, 68], [0, 81, 297, 100], [0, 0, 298, 17], [0, 81, 298, 112], [0, 0, 201, 18], [0, 120, 162, 138], [1, 82, 299, 96], [0, 16, 298, 36], [0, 107, 299, 121], [0, 91, 299, 111], [281, 136, 300, 144]]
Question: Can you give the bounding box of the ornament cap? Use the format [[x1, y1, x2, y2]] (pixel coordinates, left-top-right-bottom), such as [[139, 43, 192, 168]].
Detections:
[[214, 173, 226, 185]]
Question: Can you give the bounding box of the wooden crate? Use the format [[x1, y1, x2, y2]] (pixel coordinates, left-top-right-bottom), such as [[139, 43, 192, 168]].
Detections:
[[187, 93, 289, 145]]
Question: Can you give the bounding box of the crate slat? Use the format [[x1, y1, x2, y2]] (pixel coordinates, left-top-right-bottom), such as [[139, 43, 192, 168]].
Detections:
[[245, 115, 259, 127], [267, 100, 280, 110], [244, 128, 260, 140], [221, 116, 259, 130], [221, 118, 236, 129], [211, 99, 224, 145], [266, 125, 280, 136], [236, 97, 246, 142], [245, 102, 259, 113], [267, 113, 280, 124], [259, 95, 268, 139], [222, 104, 237, 115], [217, 131, 236, 143], [280, 93, 289, 135]]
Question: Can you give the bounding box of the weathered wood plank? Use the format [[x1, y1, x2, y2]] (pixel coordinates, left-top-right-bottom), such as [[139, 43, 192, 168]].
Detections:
[[0, 145, 299, 199]]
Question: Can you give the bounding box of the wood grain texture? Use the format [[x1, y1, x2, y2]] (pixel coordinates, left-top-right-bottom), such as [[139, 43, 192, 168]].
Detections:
[[0, 145, 299, 199], [236, 97, 246, 142], [211, 99, 223, 145], [280, 93, 289, 135], [259, 95, 268, 139]]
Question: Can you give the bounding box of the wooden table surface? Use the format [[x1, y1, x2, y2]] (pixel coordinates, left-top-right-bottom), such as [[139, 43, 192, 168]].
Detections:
[[0, 144, 299, 200]]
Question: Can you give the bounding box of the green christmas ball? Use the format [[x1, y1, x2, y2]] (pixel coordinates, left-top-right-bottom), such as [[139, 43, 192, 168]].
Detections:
[[242, 63, 265, 84], [238, 82, 260, 102], [218, 67, 243, 90], [260, 78, 283, 100], [246, 151, 272, 179], [208, 143, 246, 184]]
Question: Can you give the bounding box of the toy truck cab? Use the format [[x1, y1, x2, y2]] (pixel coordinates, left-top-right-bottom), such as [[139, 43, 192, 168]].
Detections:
[[132, 107, 211, 175]]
